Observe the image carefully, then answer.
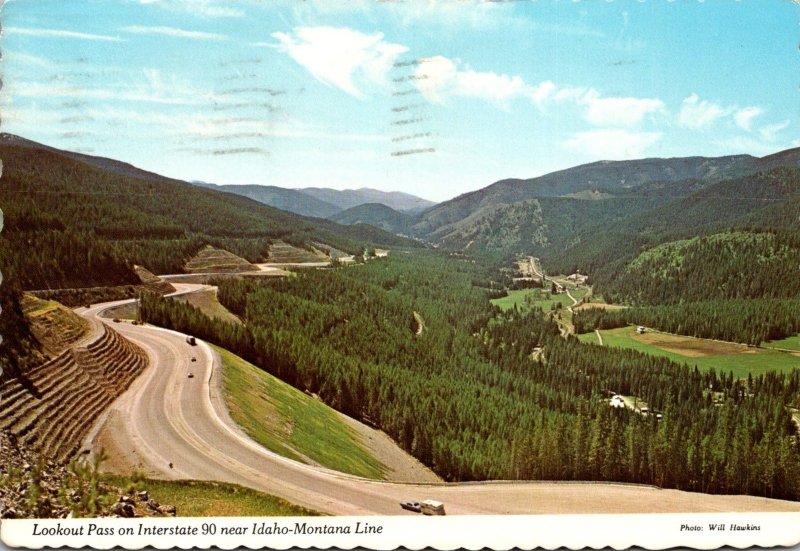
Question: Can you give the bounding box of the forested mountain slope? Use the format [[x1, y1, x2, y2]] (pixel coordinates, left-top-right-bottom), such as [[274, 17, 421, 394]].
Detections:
[[415, 148, 800, 261], [300, 187, 435, 213], [0, 138, 417, 289], [0, 135, 419, 381], [329, 203, 415, 234], [598, 231, 800, 305], [545, 166, 800, 276], [194, 183, 342, 219]]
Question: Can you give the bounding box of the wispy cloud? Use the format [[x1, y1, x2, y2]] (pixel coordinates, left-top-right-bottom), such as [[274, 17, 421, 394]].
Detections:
[[135, 0, 244, 18], [678, 93, 733, 129], [2, 49, 56, 68], [564, 129, 662, 160], [758, 120, 790, 141], [4, 26, 122, 42], [271, 27, 408, 98], [121, 25, 227, 41]]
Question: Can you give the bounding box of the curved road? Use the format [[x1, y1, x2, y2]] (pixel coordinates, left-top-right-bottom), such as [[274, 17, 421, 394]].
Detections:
[[80, 286, 800, 515]]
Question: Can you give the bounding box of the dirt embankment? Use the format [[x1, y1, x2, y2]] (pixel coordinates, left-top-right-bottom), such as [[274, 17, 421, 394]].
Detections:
[[185, 246, 259, 274], [0, 321, 147, 464]]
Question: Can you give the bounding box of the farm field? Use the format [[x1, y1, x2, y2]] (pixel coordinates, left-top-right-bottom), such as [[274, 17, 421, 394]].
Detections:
[[578, 326, 800, 378], [491, 288, 573, 313]]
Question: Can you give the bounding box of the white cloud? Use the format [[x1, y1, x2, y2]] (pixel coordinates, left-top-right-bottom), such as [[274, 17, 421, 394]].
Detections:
[[734, 106, 764, 131], [529, 81, 557, 106], [121, 25, 226, 41], [4, 26, 122, 42], [415, 56, 529, 107], [580, 90, 665, 127], [564, 129, 662, 160], [271, 27, 408, 98], [678, 93, 732, 129]]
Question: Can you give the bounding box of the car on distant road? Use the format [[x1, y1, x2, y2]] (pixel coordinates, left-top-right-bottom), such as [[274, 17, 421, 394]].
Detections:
[[191, 357, 196, 362], [186, 336, 197, 346], [187, 373, 194, 379], [400, 500, 421, 513]]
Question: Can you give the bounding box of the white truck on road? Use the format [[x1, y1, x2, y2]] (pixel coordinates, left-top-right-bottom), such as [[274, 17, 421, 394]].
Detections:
[[421, 499, 446, 515]]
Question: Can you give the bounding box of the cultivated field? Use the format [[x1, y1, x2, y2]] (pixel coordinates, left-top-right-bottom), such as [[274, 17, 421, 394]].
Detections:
[[579, 326, 800, 377], [491, 288, 573, 313]]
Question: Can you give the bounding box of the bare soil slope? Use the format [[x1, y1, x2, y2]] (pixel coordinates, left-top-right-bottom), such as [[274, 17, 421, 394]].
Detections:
[[133, 265, 176, 294], [184, 246, 259, 274], [267, 240, 329, 264], [20, 293, 90, 357], [0, 305, 147, 463]]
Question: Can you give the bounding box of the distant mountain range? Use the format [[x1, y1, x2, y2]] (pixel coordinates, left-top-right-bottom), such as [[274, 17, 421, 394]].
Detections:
[[195, 182, 435, 219], [193, 146, 800, 266], [6, 130, 800, 279], [411, 149, 800, 246]]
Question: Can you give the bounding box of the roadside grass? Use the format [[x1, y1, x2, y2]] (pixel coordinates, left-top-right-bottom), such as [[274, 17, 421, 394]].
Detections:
[[174, 290, 241, 325], [217, 345, 387, 480], [103, 476, 319, 516], [764, 334, 800, 352], [579, 326, 800, 378], [491, 289, 572, 313]]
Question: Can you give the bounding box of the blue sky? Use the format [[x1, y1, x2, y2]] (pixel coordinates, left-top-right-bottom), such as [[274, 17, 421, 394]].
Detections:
[[2, 0, 798, 202]]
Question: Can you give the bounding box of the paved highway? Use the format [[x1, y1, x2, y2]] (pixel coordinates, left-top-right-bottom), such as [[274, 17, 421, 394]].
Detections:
[[79, 286, 800, 515]]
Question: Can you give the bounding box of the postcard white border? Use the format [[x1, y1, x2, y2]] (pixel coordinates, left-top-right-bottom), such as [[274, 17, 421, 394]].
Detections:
[[2, 512, 799, 550]]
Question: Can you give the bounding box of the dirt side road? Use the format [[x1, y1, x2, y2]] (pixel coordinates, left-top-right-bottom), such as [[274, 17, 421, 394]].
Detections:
[[81, 294, 800, 516]]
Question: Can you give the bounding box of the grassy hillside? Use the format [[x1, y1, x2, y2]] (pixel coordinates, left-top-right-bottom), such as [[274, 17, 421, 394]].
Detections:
[[217, 346, 388, 479]]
